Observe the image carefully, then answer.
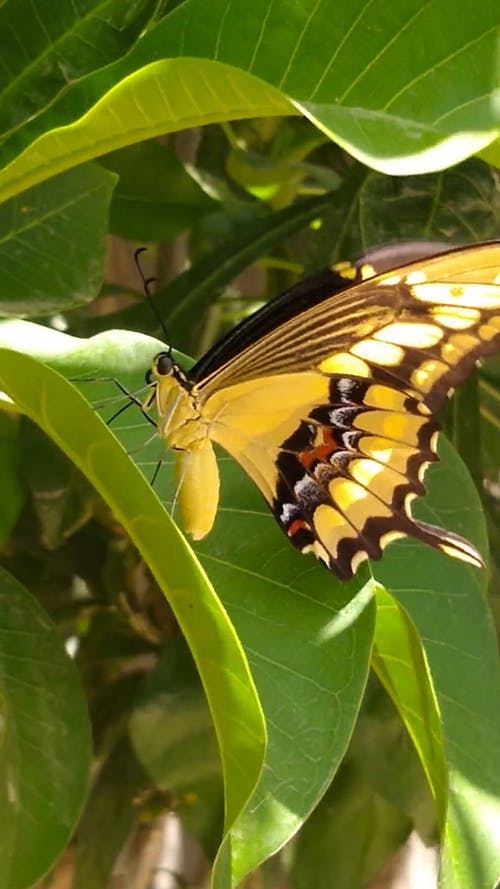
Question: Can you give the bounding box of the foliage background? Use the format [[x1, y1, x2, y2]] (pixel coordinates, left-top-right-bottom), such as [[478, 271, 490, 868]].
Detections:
[[0, 1, 499, 888]]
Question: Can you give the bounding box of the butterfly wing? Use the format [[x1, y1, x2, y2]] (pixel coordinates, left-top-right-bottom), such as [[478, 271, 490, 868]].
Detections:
[[195, 242, 500, 579]]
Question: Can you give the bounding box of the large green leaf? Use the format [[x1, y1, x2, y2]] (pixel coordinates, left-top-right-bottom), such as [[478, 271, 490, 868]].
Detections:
[[0, 0, 498, 201], [0, 59, 291, 204], [0, 348, 267, 848], [0, 566, 91, 889]]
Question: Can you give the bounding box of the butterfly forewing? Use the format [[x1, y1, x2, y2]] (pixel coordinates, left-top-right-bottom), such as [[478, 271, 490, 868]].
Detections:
[[197, 242, 500, 409]]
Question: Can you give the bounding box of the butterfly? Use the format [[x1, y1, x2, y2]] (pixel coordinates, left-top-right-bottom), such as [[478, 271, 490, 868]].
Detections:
[[144, 241, 500, 581]]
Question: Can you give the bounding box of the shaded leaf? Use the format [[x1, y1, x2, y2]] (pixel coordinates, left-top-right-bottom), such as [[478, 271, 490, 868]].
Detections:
[[290, 761, 412, 889], [0, 165, 117, 315], [0, 0, 157, 135], [101, 140, 217, 242], [0, 412, 24, 546], [72, 737, 151, 889]]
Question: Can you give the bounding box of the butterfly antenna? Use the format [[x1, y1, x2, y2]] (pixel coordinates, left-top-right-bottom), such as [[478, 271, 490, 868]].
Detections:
[[134, 247, 172, 353]]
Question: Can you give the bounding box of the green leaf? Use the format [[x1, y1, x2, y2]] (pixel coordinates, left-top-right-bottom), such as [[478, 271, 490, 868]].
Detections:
[[0, 165, 117, 315], [0, 58, 291, 204], [200, 477, 376, 886], [130, 639, 221, 792], [0, 348, 267, 844], [0, 565, 91, 889], [0, 0, 157, 135], [372, 437, 500, 889], [1, 324, 498, 887], [358, 159, 499, 247], [372, 587, 448, 826], [20, 419, 93, 549], [0, 319, 165, 381], [0, 334, 375, 888], [349, 678, 436, 836], [1, 0, 497, 187], [129, 638, 224, 857], [148, 0, 499, 173]]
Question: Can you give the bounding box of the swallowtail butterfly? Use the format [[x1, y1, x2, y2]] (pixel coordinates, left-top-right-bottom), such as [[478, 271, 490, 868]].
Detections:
[[145, 241, 500, 580]]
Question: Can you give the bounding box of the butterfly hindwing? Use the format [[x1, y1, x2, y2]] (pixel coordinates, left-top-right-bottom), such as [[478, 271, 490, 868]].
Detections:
[[270, 376, 482, 579]]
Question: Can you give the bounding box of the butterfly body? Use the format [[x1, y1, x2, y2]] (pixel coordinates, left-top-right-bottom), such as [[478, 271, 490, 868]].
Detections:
[[148, 241, 500, 580]]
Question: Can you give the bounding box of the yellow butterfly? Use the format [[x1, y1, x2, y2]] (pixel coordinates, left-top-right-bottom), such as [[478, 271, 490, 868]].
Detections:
[[145, 241, 500, 580]]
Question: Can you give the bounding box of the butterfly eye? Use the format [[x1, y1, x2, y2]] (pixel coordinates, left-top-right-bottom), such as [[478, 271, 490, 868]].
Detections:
[[155, 352, 174, 376]]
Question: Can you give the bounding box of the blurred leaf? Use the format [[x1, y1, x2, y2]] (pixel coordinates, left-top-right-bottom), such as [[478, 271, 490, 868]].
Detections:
[[20, 419, 94, 549], [349, 678, 436, 838], [73, 737, 150, 889], [479, 360, 500, 479], [130, 638, 224, 856], [479, 361, 500, 585], [0, 566, 91, 889], [290, 761, 412, 889], [225, 146, 340, 202], [0, 412, 24, 546], [358, 159, 500, 247], [79, 176, 366, 349], [130, 638, 221, 790], [0, 165, 117, 315], [447, 374, 483, 492], [101, 140, 217, 241]]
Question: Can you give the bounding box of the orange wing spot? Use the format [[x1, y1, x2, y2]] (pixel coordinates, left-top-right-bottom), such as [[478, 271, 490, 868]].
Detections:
[[288, 518, 311, 538], [299, 428, 339, 469]]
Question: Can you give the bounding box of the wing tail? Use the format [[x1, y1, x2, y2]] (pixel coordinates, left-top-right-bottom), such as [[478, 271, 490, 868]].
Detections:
[[410, 518, 484, 569]]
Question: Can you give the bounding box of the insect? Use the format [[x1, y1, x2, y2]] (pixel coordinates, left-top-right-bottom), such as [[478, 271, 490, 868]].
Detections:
[[144, 241, 500, 581]]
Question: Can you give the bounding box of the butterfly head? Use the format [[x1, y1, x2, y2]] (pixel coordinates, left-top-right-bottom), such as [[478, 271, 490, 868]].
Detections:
[[146, 351, 191, 391]]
